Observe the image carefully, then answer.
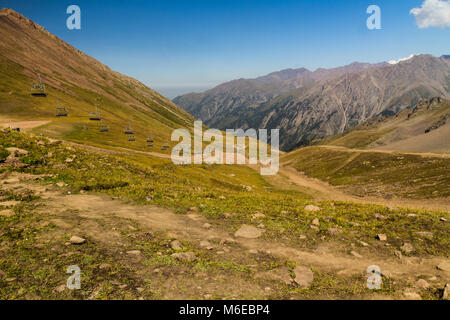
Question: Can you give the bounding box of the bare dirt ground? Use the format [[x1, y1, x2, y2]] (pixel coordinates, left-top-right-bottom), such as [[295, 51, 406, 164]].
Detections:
[[0, 120, 49, 131]]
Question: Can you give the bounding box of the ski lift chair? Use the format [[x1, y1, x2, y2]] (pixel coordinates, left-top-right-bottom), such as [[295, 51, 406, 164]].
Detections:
[[99, 121, 109, 132], [124, 121, 134, 135], [89, 105, 102, 121], [30, 74, 47, 97], [56, 99, 68, 117]]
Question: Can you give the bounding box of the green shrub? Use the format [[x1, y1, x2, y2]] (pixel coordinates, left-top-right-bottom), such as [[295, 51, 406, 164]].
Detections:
[[0, 147, 10, 162]]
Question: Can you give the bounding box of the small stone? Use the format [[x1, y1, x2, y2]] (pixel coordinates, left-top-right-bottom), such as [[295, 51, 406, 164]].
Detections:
[[69, 236, 86, 245], [65, 158, 74, 163], [204, 294, 212, 299], [200, 241, 212, 249], [220, 238, 235, 245], [203, 223, 212, 229], [401, 243, 415, 254], [234, 225, 263, 239], [252, 212, 265, 219], [171, 252, 196, 261], [299, 235, 307, 240], [373, 213, 387, 220], [359, 241, 369, 247], [415, 279, 430, 289], [310, 225, 319, 231], [304, 205, 321, 212], [249, 249, 258, 254], [376, 234, 387, 241], [55, 284, 66, 293], [99, 263, 111, 269], [403, 288, 422, 300], [170, 240, 183, 250], [327, 228, 342, 235], [311, 218, 320, 226], [219, 196, 226, 200], [145, 196, 153, 202], [415, 231, 433, 239], [441, 283, 449, 300], [394, 250, 403, 259], [440, 217, 447, 222], [137, 287, 144, 293], [126, 250, 141, 255], [350, 251, 363, 258], [293, 266, 314, 288], [437, 261, 450, 272], [56, 182, 68, 187]]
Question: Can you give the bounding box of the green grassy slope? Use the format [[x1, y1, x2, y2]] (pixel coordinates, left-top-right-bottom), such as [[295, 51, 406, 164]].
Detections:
[[282, 146, 450, 199]]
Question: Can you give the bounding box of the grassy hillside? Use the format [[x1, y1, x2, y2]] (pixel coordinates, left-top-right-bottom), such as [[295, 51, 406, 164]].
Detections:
[[282, 146, 450, 199], [1, 130, 449, 299], [0, 8, 193, 153]]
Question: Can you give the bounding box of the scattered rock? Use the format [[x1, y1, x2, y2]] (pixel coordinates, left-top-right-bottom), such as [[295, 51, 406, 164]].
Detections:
[[137, 287, 144, 293], [203, 223, 212, 229], [145, 196, 153, 202], [311, 218, 320, 226], [249, 249, 258, 254], [401, 243, 415, 254], [327, 228, 342, 235], [69, 236, 86, 245], [437, 261, 450, 272], [359, 241, 369, 247], [415, 231, 433, 239], [403, 288, 422, 300], [6, 147, 28, 156], [218, 196, 226, 200], [252, 212, 265, 219], [350, 251, 363, 258], [441, 284, 449, 300], [0, 209, 13, 217], [407, 214, 417, 218], [53, 164, 67, 170], [171, 252, 196, 261], [293, 266, 314, 288], [126, 250, 141, 255], [220, 238, 235, 245], [65, 158, 74, 163], [200, 241, 213, 250], [234, 225, 263, 239], [415, 279, 430, 289], [170, 240, 183, 250], [394, 250, 403, 259], [299, 235, 307, 240], [305, 205, 321, 212], [376, 234, 387, 241], [373, 213, 387, 220], [55, 284, 66, 293], [99, 263, 112, 269], [56, 182, 68, 187], [309, 225, 319, 231], [440, 217, 447, 222]]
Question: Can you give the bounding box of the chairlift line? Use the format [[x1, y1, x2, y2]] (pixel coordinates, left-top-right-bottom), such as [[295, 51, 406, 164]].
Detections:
[[124, 121, 134, 135]]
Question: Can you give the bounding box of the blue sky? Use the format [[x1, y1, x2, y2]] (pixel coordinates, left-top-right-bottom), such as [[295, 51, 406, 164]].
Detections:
[[2, 0, 450, 97]]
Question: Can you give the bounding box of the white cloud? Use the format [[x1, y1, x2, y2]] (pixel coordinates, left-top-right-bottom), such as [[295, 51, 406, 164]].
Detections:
[[410, 0, 450, 28]]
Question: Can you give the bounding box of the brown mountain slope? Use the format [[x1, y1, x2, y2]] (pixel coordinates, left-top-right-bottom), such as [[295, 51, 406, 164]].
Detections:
[[319, 97, 450, 153], [0, 8, 193, 151]]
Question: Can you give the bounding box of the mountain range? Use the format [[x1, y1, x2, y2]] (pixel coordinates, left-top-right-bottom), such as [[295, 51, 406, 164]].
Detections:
[[174, 54, 450, 151]]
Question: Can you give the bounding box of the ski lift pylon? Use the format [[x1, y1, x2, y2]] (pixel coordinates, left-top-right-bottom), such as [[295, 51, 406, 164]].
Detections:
[[124, 121, 134, 135]]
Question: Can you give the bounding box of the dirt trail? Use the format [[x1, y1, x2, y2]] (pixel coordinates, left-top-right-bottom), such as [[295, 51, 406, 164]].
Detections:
[[3, 173, 448, 291], [278, 165, 450, 212], [0, 120, 49, 130], [314, 145, 450, 159], [63, 140, 450, 211]]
